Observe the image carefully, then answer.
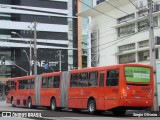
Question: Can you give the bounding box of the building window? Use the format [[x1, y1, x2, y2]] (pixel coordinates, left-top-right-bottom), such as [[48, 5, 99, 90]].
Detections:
[[118, 24, 135, 37], [97, 0, 105, 4], [119, 53, 136, 64], [153, 17, 158, 27], [138, 17, 158, 32], [137, 9, 148, 17], [138, 50, 149, 62], [138, 19, 148, 31], [117, 13, 135, 24], [138, 49, 159, 62], [138, 40, 149, 48], [118, 43, 135, 52]]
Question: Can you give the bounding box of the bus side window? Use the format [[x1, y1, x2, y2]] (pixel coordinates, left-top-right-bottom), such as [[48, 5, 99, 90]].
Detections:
[[6, 81, 11, 94], [27, 79, 31, 89], [42, 77, 47, 88], [11, 81, 15, 90], [14, 82, 17, 90], [79, 73, 88, 87], [19, 80, 25, 89], [48, 76, 54, 88], [99, 73, 104, 87], [89, 72, 98, 87], [106, 70, 119, 86], [24, 80, 28, 89], [53, 76, 60, 88], [70, 74, 79, 87], [31, 79, 34, 89]]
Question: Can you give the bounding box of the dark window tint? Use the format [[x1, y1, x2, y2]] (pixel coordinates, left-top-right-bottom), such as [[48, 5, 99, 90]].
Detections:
[[70, 74, 79, 87], [79, 73, 88, 87], [99, 73, 104, 87], [106, 70, 119, 86], [42, 77, 47, 88], [5, 81, 11, 95], [19, 80, 24, 89], [31, 79, 34, 89], [27, 79, 34, 89], [48, 77, 54, 88], [11, 81, 15, 90], [23, 80, 28, 89], [88, 72, 98, 87], [53, 76, 60, 88]]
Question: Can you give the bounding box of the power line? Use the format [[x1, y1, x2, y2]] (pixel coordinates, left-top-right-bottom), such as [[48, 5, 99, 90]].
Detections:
[[104, 0, 129, 15], [80, 24, 160, 57], [128, 0, 148, 18], [78, 0, 116, 19], [78, 0, 138, 33]]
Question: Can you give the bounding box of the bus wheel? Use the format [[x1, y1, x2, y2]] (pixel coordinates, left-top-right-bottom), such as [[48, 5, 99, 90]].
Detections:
[[112, 108, 126, 116], [88, 99, 96, 114], [50, 98, 56, 111], [28, 98, 32, 109], [11, 97, 15, 107]]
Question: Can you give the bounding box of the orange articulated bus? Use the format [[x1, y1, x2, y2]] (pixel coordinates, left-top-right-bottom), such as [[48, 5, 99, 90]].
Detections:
[[6, 64, 154, 115]]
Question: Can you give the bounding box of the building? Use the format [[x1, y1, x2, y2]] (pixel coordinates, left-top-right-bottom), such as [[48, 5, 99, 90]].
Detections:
[[77, 0, 93, 68], [79, 0, 160, 106], [0, 0, 78, 78]]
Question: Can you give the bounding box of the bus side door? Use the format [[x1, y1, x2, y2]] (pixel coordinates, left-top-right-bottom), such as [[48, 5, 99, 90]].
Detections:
[[104, 69, 119, 110], [97, 71, 105, 110], [40, 77, 48, 106]]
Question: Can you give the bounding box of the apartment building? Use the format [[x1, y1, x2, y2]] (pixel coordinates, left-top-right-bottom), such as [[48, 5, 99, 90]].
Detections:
[[0, 0, 78, 78]]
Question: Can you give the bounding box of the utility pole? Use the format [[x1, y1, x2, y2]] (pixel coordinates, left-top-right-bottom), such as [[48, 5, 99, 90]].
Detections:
[[11, 31, 32, 75], [33, 22, 37, 77], [56, 50, 64, 71], [30, 40, 32, 75], [148, 0, 159, 112]]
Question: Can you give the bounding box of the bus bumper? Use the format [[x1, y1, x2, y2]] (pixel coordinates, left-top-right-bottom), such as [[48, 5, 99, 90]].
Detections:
[[121, 99, 153, 107]]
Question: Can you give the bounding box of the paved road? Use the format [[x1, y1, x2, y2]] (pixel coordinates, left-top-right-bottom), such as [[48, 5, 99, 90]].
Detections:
[[0, 101, 159, 120]]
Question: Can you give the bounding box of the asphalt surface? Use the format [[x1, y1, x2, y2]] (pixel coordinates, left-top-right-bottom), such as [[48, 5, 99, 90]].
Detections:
[[0, 101, 160, 120]]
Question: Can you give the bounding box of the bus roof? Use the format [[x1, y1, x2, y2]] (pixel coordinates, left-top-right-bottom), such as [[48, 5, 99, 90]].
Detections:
[[70, 63, 152, 73]]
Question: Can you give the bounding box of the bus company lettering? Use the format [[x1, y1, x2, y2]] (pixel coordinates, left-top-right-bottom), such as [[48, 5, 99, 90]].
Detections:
[[11, 112, 42, 118], [31, 60, 58, 67], [133, 73, 150, 79]]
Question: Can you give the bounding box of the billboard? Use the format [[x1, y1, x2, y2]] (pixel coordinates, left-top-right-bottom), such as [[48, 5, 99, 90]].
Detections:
[[125, 66, 151, 82]]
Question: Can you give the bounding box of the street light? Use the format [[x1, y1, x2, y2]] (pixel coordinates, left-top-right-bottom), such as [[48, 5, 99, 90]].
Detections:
[[11, 31, 32, 75], [23, 50, 31, 72]]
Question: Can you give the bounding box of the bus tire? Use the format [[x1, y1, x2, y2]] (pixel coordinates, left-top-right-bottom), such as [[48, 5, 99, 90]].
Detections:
[[50, 98, 56, 111], [11, 97, 15, 107], [88, 99, 96, 114], [28, 98, 32, 109]]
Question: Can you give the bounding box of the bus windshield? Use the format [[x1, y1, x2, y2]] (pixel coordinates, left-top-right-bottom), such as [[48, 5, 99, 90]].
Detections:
[[125, 66, 151, 83]]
